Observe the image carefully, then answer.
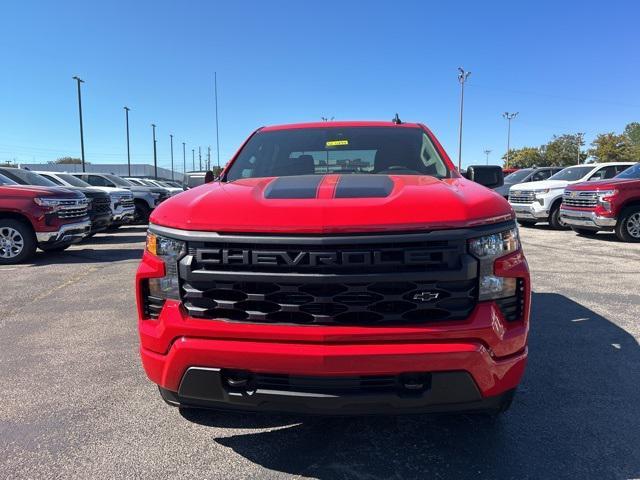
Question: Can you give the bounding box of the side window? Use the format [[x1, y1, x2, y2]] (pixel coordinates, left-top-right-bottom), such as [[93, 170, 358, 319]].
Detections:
[[40, 174, 64, 186], [615, 164, 632, 175], [589, 166, 617, 181], [531, 170, 550, 181], [87, 175, 110, 187]]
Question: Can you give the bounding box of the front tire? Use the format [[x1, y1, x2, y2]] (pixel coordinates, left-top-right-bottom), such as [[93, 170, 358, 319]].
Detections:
[[0, 219, 36, 264], [615, 206, 640, 242], [134, 201, 151, 224], [548, 204, 569, 230]]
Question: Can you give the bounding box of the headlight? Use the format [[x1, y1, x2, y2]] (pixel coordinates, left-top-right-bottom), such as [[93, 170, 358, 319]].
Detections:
[[34, 197, 63, 209], [145, 232, 186, 300], [533, 188, 550, 197], [596, 189, 618, 211], [469, 228, 520, 301]]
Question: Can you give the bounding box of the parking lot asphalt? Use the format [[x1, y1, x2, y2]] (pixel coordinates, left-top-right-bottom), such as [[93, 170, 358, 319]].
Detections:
[[1, 225, 639, 479]]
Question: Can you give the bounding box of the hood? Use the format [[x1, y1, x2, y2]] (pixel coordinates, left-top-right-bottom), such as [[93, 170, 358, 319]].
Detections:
[[150, 174, 513, 234], [567, 178, 640, 191], [0, 184, 85, 198], [509, 179, 570, 191], [128, 185, 166, 194]]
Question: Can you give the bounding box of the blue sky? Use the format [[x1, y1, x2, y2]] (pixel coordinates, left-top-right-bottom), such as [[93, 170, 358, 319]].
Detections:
[[1, 0, 638, 170]]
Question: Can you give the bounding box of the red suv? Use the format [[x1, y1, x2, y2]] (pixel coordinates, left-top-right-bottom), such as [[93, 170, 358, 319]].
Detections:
[[136, 121, 530, 415], [561, 162, 640, 242], [0, 172, 90, 264]]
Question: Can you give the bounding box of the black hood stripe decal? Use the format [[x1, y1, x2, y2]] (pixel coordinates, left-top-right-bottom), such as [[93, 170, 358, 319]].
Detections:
[[334, 175, 394, 198], [264, 175, 322, 199]]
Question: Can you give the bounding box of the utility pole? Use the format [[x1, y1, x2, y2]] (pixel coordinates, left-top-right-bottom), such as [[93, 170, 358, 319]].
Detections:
[[207, 146, 211, 170], [457, 68, 471, 171], [169, 134, 174, 181], [484, 149, 492, 165], [198, 146, 202, 171], [214, 72, 220, 170], [192, 149, 195, 171], [502, 112, 519, 169], [124, 106, 131, 176], [72, 76, 86, 172], [151, 124, 158, 179], [182, 142, 186, 173], [576, 132, 584, 164]]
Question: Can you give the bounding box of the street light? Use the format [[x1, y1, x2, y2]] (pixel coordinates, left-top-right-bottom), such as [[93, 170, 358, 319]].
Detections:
[[151, 124, 158, 179], [192, 148, 195, 171], [198, 146, 202, 171], [72, 76, 86, 172], [170, 134, 174, 181], [124, 106, 131, 176], [484, 149, 492, 165], [502, 112, 519, 169], [182, 142, 186, 174], [457, 67, 471, 171]]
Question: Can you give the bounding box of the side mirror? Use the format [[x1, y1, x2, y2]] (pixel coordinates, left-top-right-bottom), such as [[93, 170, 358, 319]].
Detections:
[[464, 165, 504, 189]]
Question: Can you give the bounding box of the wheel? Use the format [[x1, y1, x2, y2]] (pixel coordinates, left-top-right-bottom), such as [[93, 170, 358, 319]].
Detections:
[[615, 206, 640, 242], [39, 244, 70, 253], [0, 219, 36, 264], [548, 204, 569, 230], [134, 201, 151, 224], [517, 220, 537, 227], [571, 227, 598, 237]]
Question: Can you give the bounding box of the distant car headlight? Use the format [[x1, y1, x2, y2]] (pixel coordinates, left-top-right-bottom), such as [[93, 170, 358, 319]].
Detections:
[[145, 232, 186, 300], [469, 228, 520, 300]]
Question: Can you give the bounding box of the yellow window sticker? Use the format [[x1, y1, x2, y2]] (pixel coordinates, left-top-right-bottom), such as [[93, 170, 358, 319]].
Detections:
[[326, 139, 349, 147]]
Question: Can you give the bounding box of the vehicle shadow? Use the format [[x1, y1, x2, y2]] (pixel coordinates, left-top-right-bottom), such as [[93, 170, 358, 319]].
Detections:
[[181, 293, 640, 479], [83, 234, 146, 245], [28, 247, 143, 266]]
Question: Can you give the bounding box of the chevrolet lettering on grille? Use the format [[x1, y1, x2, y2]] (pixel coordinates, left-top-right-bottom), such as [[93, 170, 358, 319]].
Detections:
[[195, 248, 436, 268]]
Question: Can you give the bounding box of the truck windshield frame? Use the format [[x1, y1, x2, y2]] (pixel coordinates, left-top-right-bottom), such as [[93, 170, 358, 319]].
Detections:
[[224, 126, 451, 181]]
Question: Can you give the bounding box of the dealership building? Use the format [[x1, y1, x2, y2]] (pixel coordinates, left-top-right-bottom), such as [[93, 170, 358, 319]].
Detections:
[[19, 163, 181, 181]]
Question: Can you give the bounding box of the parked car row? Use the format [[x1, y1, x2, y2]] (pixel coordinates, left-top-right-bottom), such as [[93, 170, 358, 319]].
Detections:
[[0, 167, 183, 264], [505, 162, 640, 242]]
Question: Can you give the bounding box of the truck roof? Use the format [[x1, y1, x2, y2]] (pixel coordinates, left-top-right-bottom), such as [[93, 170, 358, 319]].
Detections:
[[260, 121, 423, 132]]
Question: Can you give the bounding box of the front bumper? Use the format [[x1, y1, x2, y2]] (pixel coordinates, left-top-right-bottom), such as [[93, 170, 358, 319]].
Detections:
[[510, 202, 548, 220], [89, 213, 112, 233], [36, 219, 91, 245], [112, 206, 136, 223], [559, 208, 617, 229]]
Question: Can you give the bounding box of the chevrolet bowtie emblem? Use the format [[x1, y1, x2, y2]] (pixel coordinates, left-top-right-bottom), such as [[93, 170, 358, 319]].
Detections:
[[413, 291, 440, 302]]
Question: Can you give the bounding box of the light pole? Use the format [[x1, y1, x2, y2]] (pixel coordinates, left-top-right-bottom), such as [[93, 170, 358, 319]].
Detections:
[[182, 142, 186, 173], [576, 132, 584, 164], [192, 149, 195, 171], [72, 76, 86, 172], [207, 146, 211, 171], [198, 146, 202, 171], [484, 149, 492, 165], [170, 134, 174, 181], [151, 124, 158, 179], [124, 106, 131, 176], [502, 112, 519, 168], [457, 67, 471, 171], [214, 72, 221, 170]]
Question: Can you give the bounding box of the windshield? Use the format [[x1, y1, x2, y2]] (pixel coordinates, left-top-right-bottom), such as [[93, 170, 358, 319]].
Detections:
[[504, 169, 532, 183], [1, 168, 58, 186], [225, 126, 450, 181], [615, 163, 640, 179], [55, 173, 91, 187], [548, 166, 594, 181], [105, 174, 134, 187], [0, 173, 18, 185]]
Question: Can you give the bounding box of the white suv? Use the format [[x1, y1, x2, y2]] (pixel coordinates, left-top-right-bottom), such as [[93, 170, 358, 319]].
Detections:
[[508, 163, 635, 229]]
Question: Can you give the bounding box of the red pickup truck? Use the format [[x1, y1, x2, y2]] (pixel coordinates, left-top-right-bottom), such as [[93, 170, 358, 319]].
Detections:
[[136, 121, 530, 416], [560, 162, 640, 242], [0, 172, 90, 264]]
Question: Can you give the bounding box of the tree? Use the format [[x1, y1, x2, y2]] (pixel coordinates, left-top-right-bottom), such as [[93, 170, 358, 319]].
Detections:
[[624, 122, 640, 146], [53, 157, 85, 164], [540, 133, 587, 166], [588, 133, 634, 163], [502, 147, 544, 168]]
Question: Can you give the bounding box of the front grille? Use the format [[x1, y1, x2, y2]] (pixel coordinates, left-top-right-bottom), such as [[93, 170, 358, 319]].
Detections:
[[90, 197, 111, 215], [114, 195, 134, 208], [57, 200, 88, 219], [509, 191, 535, 204], [178, 232, 479, 326], [563, 191, 598, 208]]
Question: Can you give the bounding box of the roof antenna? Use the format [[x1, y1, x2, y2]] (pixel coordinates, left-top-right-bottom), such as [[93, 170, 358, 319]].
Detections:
[[392, 113, 402, 125]]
